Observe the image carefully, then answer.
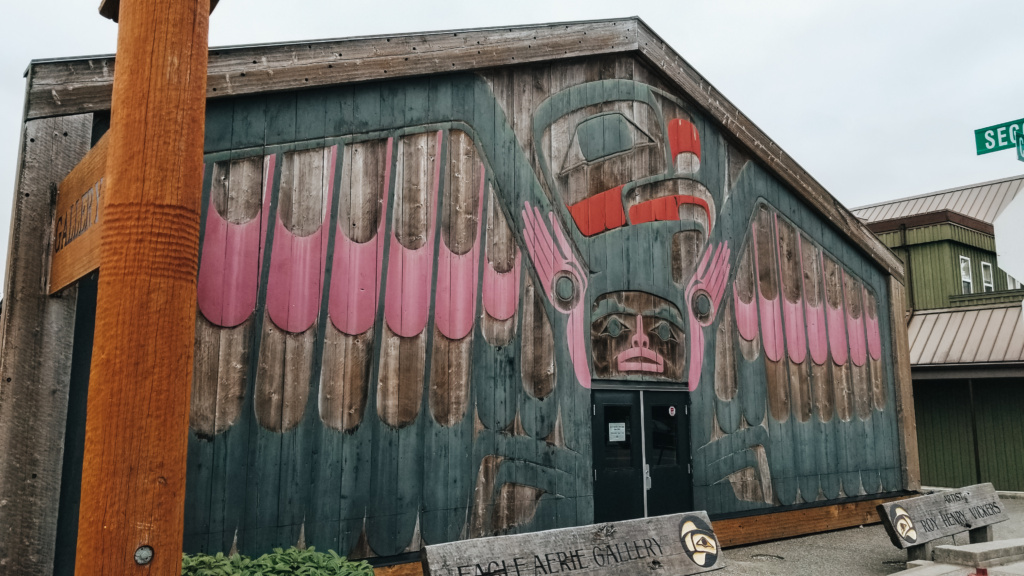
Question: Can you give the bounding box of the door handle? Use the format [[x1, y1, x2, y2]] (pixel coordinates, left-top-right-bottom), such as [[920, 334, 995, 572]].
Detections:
[[643, 463, 652, 490]]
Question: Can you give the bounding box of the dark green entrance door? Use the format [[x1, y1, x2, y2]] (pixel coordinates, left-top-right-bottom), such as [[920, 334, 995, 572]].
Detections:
[[592, 390, 692, 522], [644, 391, 692, 517]]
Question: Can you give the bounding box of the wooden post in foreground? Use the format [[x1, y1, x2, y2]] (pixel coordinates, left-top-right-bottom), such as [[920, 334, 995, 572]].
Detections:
[[74, 0, 209, 573]]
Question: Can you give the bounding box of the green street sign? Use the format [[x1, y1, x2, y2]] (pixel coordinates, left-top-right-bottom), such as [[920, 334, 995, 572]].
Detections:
[[1019, 134, 1024, 162], [976, 117, 1024, 155]]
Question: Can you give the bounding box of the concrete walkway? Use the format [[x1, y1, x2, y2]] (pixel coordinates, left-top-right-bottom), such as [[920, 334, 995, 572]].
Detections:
[[716, 497, 1024, 575]]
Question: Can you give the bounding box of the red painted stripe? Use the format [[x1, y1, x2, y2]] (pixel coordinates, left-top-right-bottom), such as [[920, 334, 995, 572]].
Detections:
[[668, 118, 701, 159], [567, 185, 625, 236], [628, 194, 710, 227]]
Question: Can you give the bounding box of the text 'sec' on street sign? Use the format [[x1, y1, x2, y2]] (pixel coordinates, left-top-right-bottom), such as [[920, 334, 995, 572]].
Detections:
[[975, 117, 1024, 155], [49, 133, 107, 294]]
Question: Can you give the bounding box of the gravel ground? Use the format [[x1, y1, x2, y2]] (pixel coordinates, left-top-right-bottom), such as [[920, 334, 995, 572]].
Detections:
[[715, 497, 1024, 575]]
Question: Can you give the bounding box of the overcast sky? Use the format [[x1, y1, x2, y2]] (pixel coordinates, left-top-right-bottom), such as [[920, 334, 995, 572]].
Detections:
[[2, 0, 1023, 297]]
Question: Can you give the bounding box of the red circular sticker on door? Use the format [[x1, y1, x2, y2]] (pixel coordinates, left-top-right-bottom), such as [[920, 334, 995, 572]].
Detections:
[[668, 406, 676, 417]]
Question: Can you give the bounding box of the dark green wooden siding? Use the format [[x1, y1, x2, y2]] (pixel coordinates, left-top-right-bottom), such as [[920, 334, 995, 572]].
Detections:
[[976, 380, 1024, 490], [908, 242, 957, 310], [913, 380, 977, 488], [915, 378, 1024, 491]]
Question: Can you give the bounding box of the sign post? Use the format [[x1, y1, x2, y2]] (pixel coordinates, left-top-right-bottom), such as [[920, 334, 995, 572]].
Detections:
[[72, 0, 210, 574]]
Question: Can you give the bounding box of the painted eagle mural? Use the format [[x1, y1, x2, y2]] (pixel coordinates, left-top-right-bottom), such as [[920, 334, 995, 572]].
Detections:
[[183, 59, 901, 558]]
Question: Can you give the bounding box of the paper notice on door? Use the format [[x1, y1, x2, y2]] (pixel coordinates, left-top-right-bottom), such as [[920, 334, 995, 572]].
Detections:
[[608, 422, 626, 442]]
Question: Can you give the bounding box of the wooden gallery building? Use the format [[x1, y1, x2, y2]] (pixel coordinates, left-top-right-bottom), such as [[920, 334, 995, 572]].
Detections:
[[0, 18, 919, 572]]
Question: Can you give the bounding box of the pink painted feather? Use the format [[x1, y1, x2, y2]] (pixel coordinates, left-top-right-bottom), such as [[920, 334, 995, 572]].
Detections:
[[197, 156, 274, 328], [845, 276, 867, 367], [824, 260, 848, 366], [265, 147, 336, 334], [329, 138, 393, 336], [752, 223, 785, 363], [775, 215, 806, 364], [802, 240, 828, 366], [864, 287, 882, 361], [384, 131, 443, 338], [435, 164, 486, 340]]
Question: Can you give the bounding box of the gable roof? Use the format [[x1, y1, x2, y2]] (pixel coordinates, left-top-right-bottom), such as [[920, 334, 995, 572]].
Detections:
[[23, 17, 902, 281], [853, 175, 1024, 227]]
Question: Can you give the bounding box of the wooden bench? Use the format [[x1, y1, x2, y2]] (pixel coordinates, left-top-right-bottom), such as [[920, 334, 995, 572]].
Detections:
[[877, 483, 1008, 561]]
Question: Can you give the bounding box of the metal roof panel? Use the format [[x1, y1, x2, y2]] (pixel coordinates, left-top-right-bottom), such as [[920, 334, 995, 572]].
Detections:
[[908, 304, 1024, 366]]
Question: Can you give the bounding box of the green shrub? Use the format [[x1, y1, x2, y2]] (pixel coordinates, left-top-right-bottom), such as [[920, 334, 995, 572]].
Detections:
[[182, 547, 375, 576]]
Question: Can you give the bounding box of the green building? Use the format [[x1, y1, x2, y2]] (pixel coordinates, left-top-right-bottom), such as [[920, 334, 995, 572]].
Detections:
[[854, 175, 1024, 490]]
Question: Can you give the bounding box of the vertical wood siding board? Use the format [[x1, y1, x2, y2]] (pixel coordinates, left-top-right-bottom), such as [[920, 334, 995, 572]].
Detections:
[[186, 165, 217, 549], [205, 98, 235, 153], [421, 130, 453, 546], [295, 88, 328, 143], [876, 284, 902, 493], [310, 142, 345, 546], [231, 95, 267, 151], [265, 92, 297, 146], [841, 247, 870, 490], [888, 278, 918, 490], [362, 140, 399, 553], [254, 169, 287, 549], [290, 148, 339, 545], [1007, 383, 1024, 490], [330, 140, 371, 548], [184, 436, 214, 551], [234, 152, 274, 554], [216, 360, 256, 555]]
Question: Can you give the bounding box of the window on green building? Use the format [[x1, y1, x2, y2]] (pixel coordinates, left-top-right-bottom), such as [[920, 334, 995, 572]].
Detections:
[[960, 256, 973, 294], [982, 262, 994, 293]]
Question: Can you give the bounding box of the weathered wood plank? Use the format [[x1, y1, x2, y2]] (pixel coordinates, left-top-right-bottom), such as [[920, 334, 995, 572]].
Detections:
[[423, 512, 724, 576], [26, 20, 638, 121], [878, 484, 1006, 549], [0, 114, 92, 576], [888, 277, 920, 491]]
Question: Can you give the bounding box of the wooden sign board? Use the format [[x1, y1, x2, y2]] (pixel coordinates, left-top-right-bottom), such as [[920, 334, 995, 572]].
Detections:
[[877, 483, 1007, 549], [422, 512, 724, 576], [50, 133, 107, 294]]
